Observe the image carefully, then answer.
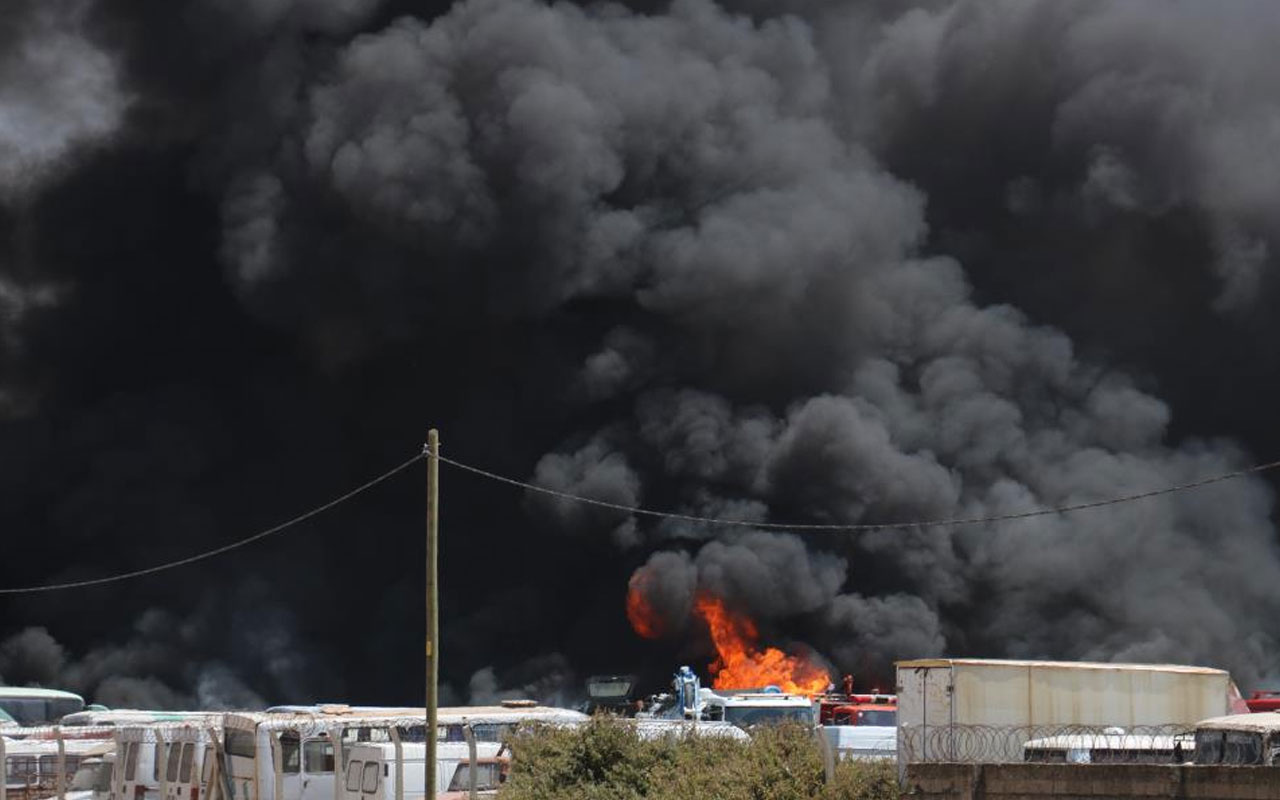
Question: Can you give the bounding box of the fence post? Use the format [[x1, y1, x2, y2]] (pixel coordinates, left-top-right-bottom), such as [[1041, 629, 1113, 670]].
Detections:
[[56, 727, 67, 800], [818, 728, 835, 785], [388, 726, 403, 800], [331, 731, 344, 800], [462, 725, 477, 800], [0, 728, 6, 800], [268, 735, 282, 800], [208, 726, 234, 800], [158, 730, 170, 800]]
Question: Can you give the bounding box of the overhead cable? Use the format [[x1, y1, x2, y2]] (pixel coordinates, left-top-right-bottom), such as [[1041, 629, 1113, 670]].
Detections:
[[0, 452, 424, 595], [435, 451, 1280, 532]]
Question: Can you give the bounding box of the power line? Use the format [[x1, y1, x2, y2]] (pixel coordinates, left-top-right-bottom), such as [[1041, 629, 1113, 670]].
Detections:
[[435, 451, 1280, 532], [0, 453, 424, 595]]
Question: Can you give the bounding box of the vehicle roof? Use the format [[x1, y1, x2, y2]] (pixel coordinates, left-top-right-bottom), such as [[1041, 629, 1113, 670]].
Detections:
[[227, 706, 586, 732], [62, 710, 223, 726], [1195, 712, 1280, 732], [0, 739, 114, 756], [0, 688, 85, 701], [707, 693, 812, 707], [895, 658, 1226, 675], [1023, 733, 1187, 750]]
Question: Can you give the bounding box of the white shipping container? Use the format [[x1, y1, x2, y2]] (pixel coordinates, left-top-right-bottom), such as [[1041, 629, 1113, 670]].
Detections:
[[895, 659, 1232, 767]]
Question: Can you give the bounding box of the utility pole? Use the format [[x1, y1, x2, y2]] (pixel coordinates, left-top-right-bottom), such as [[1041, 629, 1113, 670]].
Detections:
[[426, 429, 440, 800]]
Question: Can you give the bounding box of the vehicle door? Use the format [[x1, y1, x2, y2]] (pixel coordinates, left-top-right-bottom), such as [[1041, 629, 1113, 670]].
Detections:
[[197, 745, 214, 800], [298, 739, 334, 800], [168, 743, 195, 800], [277, 733, 302, 800]]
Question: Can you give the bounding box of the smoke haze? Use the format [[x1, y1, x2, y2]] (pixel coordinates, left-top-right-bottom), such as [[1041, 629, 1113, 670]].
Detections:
[[2, 0, 1280, 706]]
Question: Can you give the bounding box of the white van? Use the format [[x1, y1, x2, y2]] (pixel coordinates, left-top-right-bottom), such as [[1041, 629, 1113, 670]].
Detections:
[[222, 704, 587, 800], [340, 742, 504, 800], [117, 721, 223, 800]]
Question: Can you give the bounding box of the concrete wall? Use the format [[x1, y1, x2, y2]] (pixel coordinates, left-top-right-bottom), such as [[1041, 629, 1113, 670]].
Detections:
[[904, 763, 1280, 800]]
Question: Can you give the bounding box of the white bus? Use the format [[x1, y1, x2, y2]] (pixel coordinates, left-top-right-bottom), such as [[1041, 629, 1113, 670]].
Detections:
[[1193, 712, 1280, 766], [0, 691, 85, 727]]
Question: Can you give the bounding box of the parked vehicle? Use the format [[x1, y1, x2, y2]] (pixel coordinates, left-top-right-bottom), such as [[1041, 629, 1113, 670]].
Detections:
[[1245, 691, 1280, 713], [1023, 729, 1193, 764], [0, 690, 86, 727], [820, 725, 895, 761], [1193, 712, 1280, 765], [2, 737, 112, 800], [64, 755, 113, 800], [223, 704, 587, 800], [341, 741, 505, 800]]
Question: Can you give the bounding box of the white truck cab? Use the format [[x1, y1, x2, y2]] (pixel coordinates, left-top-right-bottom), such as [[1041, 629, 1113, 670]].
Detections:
[[699, 690, 816, 729]]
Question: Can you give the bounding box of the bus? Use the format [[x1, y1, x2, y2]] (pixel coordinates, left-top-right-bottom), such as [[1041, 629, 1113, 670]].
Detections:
[[0, 690, 85, 726], [1193, 712, 1280, 766]]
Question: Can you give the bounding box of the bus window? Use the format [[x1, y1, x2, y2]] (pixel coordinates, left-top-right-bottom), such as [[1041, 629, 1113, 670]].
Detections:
[[447, 764, 501, 792], [179, 744, 195, 783], [1223, 732, 1262, 765], [201, 751, 213, 785], [167, 744, 182, 783], [124, 744, 139, 782], [154, 744, 163, 781], [361, 763, 378, 795], [303, 741, 334, 774], [226, 730, 256, 759], [279, 733, 301, 775]]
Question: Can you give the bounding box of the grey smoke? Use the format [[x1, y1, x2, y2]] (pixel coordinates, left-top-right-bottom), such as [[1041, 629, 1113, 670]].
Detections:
[[0, 0, 127, 198], [467, 653, 577, 708], [216, 0, 1280, 687]]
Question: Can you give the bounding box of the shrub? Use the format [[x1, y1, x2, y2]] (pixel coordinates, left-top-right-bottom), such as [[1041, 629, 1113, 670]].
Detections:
[[499, 718, 898, 800]]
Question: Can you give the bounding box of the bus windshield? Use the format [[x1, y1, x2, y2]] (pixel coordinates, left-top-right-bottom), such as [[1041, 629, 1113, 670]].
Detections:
[[0, 695, 85, 726]]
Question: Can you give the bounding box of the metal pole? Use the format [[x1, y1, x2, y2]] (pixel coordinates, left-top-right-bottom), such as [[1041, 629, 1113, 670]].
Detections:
[[158, 730, 170, 800], [426, 429, 440, 800], [461, 725, 477, 800], [388, 728, 403, 800], [1, 727, 6, 800], [56, 728, 66, 800]]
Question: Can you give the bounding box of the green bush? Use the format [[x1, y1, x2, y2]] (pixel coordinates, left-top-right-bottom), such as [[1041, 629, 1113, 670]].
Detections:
[[499, 718, 897, 800]]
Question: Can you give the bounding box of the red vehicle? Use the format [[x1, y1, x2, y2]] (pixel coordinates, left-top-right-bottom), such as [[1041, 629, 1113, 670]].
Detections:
[[816, 675, 897, 726], [1246, 690, 1280, 713]]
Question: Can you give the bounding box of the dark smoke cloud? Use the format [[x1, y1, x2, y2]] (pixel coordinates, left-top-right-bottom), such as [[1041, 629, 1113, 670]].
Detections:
[[3, 0, 1280, 709], [0, 0, 127, 198]]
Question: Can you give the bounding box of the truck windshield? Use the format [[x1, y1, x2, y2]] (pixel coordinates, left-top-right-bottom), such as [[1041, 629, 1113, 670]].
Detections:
[[724, 707, 813, 728], [852, 710, 896, 726]]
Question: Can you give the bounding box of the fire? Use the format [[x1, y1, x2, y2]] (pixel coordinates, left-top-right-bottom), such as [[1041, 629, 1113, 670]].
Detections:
[[695, 593, 830, 696], [626, 571, 663, 639]]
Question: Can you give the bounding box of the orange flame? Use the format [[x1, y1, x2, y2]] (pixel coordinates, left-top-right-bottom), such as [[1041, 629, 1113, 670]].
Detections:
[[626, 571, 663, 639], [695, 593, 830, 696]]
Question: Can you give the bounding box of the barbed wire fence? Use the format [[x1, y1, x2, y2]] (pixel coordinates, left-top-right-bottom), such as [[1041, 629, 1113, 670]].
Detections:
[[898, 723, 1195, 765]]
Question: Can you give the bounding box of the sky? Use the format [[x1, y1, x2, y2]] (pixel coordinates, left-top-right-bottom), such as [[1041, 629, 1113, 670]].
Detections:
[[2, 0, 1280, 708]]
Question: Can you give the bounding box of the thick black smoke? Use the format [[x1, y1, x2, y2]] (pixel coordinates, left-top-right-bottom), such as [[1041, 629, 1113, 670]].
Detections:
[[2, 0, 1280, 709]]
